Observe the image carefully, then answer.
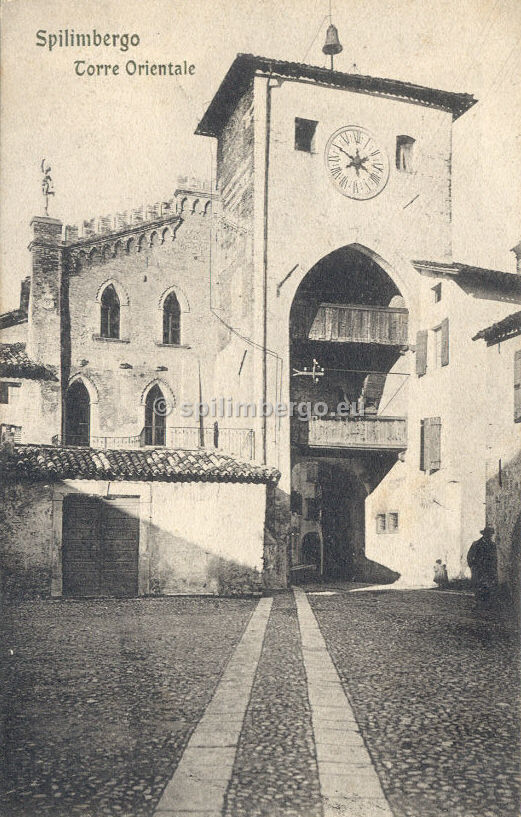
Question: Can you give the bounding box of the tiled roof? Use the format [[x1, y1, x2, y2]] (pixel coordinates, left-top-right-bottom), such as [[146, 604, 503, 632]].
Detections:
[[0, 309, 27, 330], [196, 54, 476, 137], [472, 310, 521, 344], [413, 261, 521, 302], [0, 344, 57, 380], [0, 444, 281, 485]]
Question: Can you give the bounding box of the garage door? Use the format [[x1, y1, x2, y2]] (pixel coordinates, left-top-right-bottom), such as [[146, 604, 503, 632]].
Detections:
[[62, 495, 139, 597]]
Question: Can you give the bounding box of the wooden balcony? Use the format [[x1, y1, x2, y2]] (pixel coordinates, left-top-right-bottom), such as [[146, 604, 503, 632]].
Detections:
[[294, 415, 407, 451], [291, 303, 408, 346]]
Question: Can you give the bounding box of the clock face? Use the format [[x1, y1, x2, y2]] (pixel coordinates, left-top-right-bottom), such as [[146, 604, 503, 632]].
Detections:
[[325, 126, 389, 200]]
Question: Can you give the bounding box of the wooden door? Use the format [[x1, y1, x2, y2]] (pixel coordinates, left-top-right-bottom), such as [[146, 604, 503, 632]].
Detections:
[[62, 495, 102, 597], [100, 497, 139, 597], [62, 495, 139, 598]]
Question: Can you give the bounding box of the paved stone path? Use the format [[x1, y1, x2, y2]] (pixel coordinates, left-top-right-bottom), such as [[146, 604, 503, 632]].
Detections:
[[154, 596, 272, 816], [294, 588, 392, 817], [224, 591, 322, 817], [153, 590, 392, 817]]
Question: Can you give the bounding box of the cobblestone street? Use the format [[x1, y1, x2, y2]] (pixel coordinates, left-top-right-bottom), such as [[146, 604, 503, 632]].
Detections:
[[310, 588, 521, 817], [1, 589, 520, 817], [1, 597, 256, 817]]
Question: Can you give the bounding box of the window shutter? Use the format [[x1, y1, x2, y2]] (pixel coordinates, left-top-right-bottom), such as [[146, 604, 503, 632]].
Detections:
[[421, 417, 441, 472], [429, 417, 442, 471], [515, 349, 521, 423], [416, 330, 428, 376], [440, 318, 450, 366]]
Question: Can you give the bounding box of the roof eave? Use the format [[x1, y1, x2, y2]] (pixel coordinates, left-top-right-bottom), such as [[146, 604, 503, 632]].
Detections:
[[195, 53, 477, 139]]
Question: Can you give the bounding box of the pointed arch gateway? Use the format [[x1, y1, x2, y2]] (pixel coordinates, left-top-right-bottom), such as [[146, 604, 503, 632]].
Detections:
[[288, 245, 409, 583]]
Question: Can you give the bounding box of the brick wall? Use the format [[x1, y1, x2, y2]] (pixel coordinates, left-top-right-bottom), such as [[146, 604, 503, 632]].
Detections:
[[215, 84, 255, 338]]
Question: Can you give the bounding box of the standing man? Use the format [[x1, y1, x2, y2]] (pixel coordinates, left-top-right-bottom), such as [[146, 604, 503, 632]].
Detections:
[[467, 526, 498, 609]]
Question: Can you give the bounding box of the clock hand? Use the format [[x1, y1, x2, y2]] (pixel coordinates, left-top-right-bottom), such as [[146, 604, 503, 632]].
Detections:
[[335, 145, 356, 161], [345, 161, 361, 176]]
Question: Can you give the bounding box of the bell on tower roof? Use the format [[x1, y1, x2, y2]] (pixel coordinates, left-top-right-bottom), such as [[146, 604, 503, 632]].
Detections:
[[322, 0, 343, 71], [322, 24, 343, 62]]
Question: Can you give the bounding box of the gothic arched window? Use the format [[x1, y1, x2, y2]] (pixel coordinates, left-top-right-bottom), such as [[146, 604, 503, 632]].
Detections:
[[163, 292, 181, 345], [144, 384, 166, 446], [100, 285, 120, 339], [65, 381, 90, 446]]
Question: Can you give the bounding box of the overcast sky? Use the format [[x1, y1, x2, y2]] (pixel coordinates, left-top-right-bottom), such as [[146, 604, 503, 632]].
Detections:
[[1, 0, 520, 309]]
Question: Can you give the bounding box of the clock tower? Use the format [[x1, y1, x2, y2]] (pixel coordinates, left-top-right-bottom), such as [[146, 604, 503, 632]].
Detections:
[[196, 53, 479, 585]]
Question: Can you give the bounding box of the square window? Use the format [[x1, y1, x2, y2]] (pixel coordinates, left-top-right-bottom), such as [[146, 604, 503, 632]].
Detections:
[[396, 135, 415, 172], [295, 118, 318, 153], [432, 283, 442, 303], [388, 512, 399, 532], [376, 513, 386, 534]]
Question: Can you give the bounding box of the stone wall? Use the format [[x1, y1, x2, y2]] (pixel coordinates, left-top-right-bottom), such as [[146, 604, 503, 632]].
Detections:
[[0, 481, 53, 600], [0, 477, 287, 600], [486, 450, 521, 595]]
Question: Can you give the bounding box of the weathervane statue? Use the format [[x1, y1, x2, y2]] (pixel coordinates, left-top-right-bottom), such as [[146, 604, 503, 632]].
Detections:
[[40, 159, 55, 216]]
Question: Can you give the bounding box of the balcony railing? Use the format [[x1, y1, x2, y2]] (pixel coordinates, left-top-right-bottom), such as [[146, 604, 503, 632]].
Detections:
[[293, 415, 407, 451], [169, 427, 255, 461], [91, 433, 143, 449], [291, 303, 408, 346], [1, 423, 22, 444], [53, 426, 256, 460]]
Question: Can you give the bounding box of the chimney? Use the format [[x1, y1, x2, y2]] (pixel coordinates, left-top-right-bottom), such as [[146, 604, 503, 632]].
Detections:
[[511, 241, 521, 274], [65, 225, 79, 242], [27, 216, 63, 369], [27, 215, 64, 445], [20, 276, 31, 315]]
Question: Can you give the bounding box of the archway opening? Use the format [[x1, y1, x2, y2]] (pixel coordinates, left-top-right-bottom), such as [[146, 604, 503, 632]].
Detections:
[[65, 381, 91, 446], [289, 245, 408, 583], [144, 384, 167, 446]]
